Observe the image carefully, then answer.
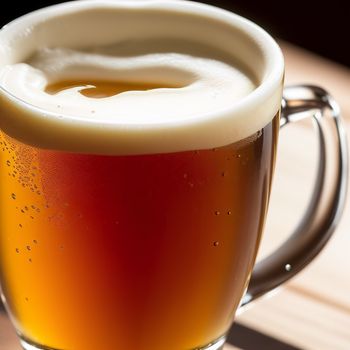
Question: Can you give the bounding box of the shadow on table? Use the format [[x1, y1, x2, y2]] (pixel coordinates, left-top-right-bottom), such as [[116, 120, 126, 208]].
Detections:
[[228, 323, 301, 350]]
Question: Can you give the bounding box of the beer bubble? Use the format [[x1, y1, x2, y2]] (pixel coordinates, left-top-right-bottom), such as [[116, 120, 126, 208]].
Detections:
[[28, 258, 32, 263], [30, 216, 34, 219], [183, 173, 188, 179], [21, 209, 25, 213], [188, 182, 194, 188], [214, 211, 220, 216], [15, 248, 20, 253], [19, 224, 23, 228], [33, 240, 38, 244], [31, 205, 36, 209], [236, 154, 242, 158], [227, 211, 232, 215], [221, 171, 227, 177], [6, 160, 10, 166], [11, 193, 16, 200], [24, 206, 29, 211], [25, 297, 29, 302], [26, 246, 31, 251], [213, 241, 219, 247]]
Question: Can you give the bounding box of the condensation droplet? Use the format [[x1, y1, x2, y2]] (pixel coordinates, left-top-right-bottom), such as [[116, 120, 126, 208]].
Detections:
[[183, 173, 188, 179], [285, 264, 292, 272], [6, 160, 11, 166], [236, 154, 242, 159], [11, 193, 16, 200], [30, 216, 34, 220], [221, 171, 227, 177], [31, 205, 36, 209], [213, 241, 219, 247], [91, 110, 96, 114], [33, 240, 38, 244], [25, 297, 29, 302], [227, 211, 232, 215], [26, 246, 31, 251], [19, 224, 23, 228], [21, 209, 25, 213], [24, 206, 29, 211], [28, 258, 32, 263], [15, 248, 20, 253], [214, 211, 220, 216]]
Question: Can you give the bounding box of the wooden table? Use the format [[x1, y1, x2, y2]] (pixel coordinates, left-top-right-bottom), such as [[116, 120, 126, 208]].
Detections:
[[1, 42, 349, 350]]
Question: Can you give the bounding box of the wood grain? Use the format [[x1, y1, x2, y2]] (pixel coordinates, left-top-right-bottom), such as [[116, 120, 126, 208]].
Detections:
[[1, 42, 349, 350]]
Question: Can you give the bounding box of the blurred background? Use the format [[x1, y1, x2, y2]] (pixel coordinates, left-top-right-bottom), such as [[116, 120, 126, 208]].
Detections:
[[0, 0, 348, 67]]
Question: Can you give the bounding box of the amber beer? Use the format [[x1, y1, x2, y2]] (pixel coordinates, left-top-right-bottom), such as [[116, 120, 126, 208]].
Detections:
[[0, 103, 278, 350]]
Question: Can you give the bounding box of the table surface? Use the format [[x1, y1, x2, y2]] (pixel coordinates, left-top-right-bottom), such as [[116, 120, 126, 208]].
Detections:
[[1, 41, 349, 350]]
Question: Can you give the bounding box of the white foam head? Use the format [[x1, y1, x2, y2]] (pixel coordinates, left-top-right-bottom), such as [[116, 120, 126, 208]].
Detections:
[[0, 0, 284, 155]]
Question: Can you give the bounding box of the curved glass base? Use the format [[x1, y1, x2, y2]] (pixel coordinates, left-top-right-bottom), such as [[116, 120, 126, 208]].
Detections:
[[20, 335, 226, 350], [20, 338, 57, 350]]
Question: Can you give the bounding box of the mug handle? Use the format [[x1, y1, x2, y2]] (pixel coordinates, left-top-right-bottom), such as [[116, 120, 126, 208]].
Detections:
[[241, 85, 348, 307]]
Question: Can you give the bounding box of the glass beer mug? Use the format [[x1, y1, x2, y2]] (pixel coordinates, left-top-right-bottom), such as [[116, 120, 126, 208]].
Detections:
[[0, 1, 347, 350]]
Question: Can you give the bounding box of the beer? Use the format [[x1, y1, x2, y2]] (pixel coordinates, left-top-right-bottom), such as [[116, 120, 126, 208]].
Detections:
[[0, 112, 278, 350], [0, 1, 284, 350]]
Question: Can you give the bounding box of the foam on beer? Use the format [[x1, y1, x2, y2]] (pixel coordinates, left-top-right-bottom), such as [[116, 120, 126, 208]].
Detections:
[[0, 0, 284, 155]]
